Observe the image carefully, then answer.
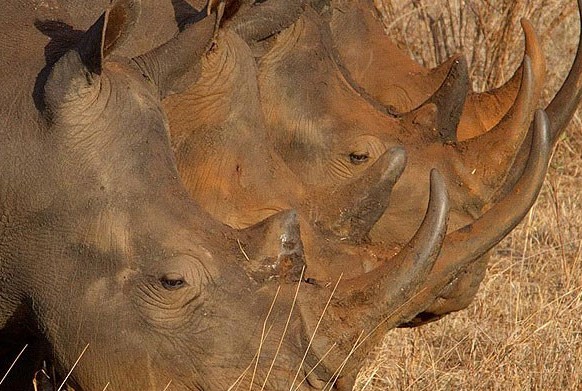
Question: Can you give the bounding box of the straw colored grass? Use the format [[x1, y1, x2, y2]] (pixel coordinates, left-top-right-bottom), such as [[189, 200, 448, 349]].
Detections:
[[356, 1, 582, 389]]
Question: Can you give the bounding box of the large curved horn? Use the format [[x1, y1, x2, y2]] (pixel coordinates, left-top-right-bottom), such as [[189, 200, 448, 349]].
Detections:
[[457, 54, 535, 188], [299, 169, 449, 378], [313, 147, 407, 244], [131, 2, 222, 98], [336, 169, 449, 298], [457, 19, 546, 140], [225, 0, 307, 43], [546, 0, 582, 141], [495, 0, 582, 200], [396, 109, 551, 326]]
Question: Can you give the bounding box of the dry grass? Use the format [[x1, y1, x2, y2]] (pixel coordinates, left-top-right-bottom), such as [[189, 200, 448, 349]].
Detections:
[[356, 1, 582, 389]]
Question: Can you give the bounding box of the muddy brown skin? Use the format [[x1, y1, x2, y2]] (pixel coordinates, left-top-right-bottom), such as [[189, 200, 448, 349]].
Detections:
[[326, 0, 547, 140], [159, 0, 561, 325], [162, 0, 566, 334]]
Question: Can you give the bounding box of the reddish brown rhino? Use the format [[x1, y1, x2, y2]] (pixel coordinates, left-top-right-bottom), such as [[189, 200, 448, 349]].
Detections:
[[153, 0, 575, 327], [163, 26, 414, 283], [326, 0, 548, 140]]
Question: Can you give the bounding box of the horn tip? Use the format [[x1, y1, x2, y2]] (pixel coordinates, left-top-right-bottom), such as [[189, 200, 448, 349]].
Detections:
[[520, 18, 533, 30]]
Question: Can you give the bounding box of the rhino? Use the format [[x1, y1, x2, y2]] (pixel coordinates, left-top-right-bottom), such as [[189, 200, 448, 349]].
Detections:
[[152, 0, 567, 325], [324, 0, 582, 202], [163, 26, 415, 285]]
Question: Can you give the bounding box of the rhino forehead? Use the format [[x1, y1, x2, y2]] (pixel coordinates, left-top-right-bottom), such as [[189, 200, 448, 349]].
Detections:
[[83, 267, 137, 307], [82, 208, 132, 254]]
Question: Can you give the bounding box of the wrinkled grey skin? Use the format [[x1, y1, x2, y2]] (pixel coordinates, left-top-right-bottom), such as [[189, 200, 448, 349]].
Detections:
[[0, 1, 356, 390]]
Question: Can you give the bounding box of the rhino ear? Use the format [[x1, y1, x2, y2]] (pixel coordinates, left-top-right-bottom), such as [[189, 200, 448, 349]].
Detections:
[[132, 3, 222, 98], [44, 0, 140, 111], [75, 0, 140, 74]]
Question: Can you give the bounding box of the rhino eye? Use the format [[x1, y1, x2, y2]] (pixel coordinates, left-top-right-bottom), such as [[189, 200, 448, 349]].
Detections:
[[160, 274, 187, 290], [349, 152, 369, 165]]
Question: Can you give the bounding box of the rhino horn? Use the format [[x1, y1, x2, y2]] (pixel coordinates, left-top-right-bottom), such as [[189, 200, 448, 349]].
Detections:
[[458, 18, 546, 140], [300, 169, 449, 376], [236, 209, 306, 283], [457, 53, 535, 188], [413, 54, 470, 143], [495, 1, 582, 200], [543, 0, 582, 142], [316, 147, 407, 244], [399, 109, 551, 326], [44, 0, 141, 109], [335, 169, 449, 300], [131, 1, 223, 98]]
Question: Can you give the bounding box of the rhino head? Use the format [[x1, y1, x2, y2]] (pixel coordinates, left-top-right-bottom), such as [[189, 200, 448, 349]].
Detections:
[[160, 0, 556, 368], [327, 0, 547, 139]]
